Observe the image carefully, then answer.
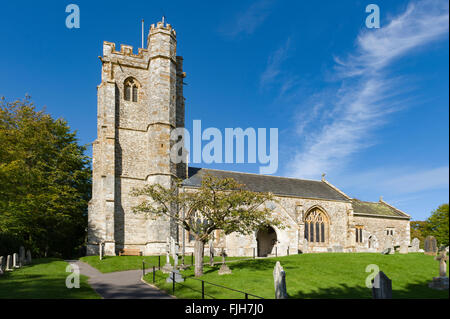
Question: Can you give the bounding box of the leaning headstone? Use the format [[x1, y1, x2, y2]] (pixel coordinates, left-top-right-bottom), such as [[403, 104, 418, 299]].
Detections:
[[409, 238, 420, 253], [26, 250, 32, 264], [218, 249, 232, 275], [19, 246, 25, 266], [273, 261, 288, 299], [372, 271, 392, 299], [424, 236, 437, 255], [0, 256, 4, 275], [13, 253, 20, 268], [428, 250, 449, 290], [6, 255, 12, 271]]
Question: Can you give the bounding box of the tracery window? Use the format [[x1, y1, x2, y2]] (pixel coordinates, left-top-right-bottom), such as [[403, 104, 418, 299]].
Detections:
[[124, 78, 139, 102], [304, 208, 329, 244]]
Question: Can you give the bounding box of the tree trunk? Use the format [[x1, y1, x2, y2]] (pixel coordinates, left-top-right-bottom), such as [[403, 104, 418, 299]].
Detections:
[[194, 239, 205, 277]]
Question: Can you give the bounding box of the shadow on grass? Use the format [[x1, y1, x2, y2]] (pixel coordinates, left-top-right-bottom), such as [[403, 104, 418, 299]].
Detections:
[[227, 258, 277, 272], [290, 281, 448, 299]]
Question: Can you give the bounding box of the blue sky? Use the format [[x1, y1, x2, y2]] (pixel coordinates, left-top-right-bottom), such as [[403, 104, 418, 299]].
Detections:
[[0, 0, 448, 220]]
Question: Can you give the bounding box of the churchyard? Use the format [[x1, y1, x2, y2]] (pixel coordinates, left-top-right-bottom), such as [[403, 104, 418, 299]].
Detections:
[[79, 255, 247, 273], [0, 258, 100, 299], [141, 253, 448, 299], [0, 252, 448, 299]]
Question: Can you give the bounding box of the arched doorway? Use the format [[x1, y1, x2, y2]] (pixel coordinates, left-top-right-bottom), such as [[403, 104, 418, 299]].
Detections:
[[256, 226, 277, 257]]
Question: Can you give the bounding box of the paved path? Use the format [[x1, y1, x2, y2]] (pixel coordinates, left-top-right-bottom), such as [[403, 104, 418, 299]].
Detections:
[[66, 260, 174, 299]]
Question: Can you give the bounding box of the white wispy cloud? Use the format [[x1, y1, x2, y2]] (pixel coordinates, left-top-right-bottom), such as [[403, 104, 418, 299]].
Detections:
[[338, 166, 449, 196], [260, 38, 291, 88], [221, 0, 274, 38], [286, 0, 449, 180]]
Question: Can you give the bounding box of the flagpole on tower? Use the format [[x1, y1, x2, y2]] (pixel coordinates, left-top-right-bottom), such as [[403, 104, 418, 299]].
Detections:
[[141, 19, 144, 48]]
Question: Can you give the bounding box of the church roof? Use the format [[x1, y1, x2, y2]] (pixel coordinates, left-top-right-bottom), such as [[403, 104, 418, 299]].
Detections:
[[182, 167, 350, 202], [351, 199, 410, 219]]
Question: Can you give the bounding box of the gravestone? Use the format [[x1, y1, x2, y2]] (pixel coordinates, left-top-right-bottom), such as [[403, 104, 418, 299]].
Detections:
[[19, 246, 25, 265], [383, 235, 394, 254], [26, 250, 32, 264], [6, 255, 12, 271], [333, 245, 344, 253], [381, 248, 392, 255], [399, 244, 408, 254], [170, 236, 176, 261], [209, 240, 214, 266], [0, 256, 4, 275], [409, 238, 420, 253], [303, 239, 309, 253], [424, 236, 437, 255], [273, 261, 288, 299], [218, 249, 232, 275], [173, 244, 179, 269], [13, 253, 20, 268], [327, 248, 333, 252], [99, 242, 103, 260], [372, 271, 392, 299], [162, 238, 173, 273], [166, 269, 184, 283], [428, 250, 449, 290], [166, 245, 184, 284]]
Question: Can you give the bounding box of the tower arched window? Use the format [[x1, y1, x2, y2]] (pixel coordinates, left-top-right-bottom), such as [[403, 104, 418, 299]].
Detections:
[[304, 208, 329, 244], [124, 78, 140, 102]]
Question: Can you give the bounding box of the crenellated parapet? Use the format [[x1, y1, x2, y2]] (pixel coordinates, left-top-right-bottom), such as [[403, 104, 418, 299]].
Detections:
[[149, 21, 177, 39], [100, 41, 150, 70]]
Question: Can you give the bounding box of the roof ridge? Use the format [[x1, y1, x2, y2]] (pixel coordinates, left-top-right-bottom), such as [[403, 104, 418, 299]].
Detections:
[[379, 200, 411, 218], [190, 167, 323, 183]]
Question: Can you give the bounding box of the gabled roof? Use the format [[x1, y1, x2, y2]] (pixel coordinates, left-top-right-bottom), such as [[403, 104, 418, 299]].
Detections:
[[351, 199, 410, 220], [182, 167, 350, 202]]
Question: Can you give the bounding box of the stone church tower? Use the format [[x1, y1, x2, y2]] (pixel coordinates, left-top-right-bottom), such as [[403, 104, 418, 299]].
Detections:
[[87, 20, 186, 256]]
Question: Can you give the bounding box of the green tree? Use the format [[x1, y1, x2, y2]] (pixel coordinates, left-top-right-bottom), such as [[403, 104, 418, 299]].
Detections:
[[132, 174, 284, 277], [426, 203, 449, 248], [0, 96, 91, 258], [410, 220, 430, 249]]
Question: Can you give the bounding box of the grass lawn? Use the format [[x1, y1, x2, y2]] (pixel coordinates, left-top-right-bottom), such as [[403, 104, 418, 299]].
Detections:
[[0, 258, 100, 299], [80, 255, 247, 273], [143, 253, 449, 299]]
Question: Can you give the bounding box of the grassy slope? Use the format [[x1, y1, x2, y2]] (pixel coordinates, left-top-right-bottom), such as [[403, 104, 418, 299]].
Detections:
[[0, 258, 100, 299], [80, 255, 247, 273], [143, 253, 449, 299]]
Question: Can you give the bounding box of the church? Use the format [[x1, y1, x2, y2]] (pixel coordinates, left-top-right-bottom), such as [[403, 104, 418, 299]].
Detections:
[[87, 20, 411, 257]]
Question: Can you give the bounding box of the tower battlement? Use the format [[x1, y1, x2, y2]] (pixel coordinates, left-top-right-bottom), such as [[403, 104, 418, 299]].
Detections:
[[102, 41, 149, 60], [150, 21, 177, 38]]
